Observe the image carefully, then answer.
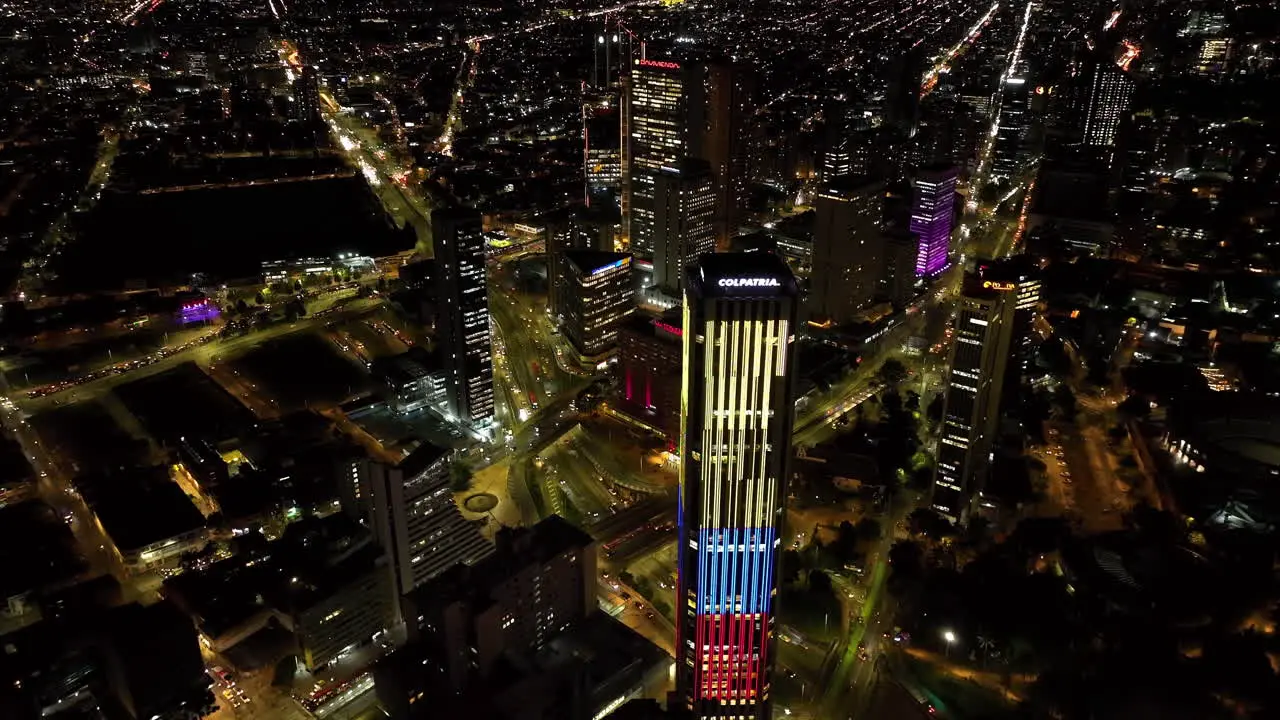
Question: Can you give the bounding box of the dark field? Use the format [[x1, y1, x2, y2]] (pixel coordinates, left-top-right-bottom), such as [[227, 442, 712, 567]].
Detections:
[[63, 176, 413, 290], [231, 333, 371, 410]]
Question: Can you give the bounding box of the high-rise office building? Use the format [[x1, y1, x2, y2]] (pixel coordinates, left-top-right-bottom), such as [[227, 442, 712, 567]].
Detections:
[[910, 164, 959, 277], [363, 444, 493, 613], [676, 253, 799, 719], [562, 250, 634, 365], [626, 57, 686, 256], [293, 65, 321, 124], [584, 95, 623, 201], [625, 55, 753, 254], [432, 207, 494, 431], [809, 176, 887, 324], [653, 159, 716, 293], [978, 256, 1042, 385], [882, 227, 920, 306], [1082, 60, 1135, 148], [933, 272, 1020, 522], [693, 59, 755, 244], [991, 74, 1031, 178]]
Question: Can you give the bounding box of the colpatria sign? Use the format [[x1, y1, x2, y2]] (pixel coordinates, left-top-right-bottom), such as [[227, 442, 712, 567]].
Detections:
[[718, 277, 781, 288]]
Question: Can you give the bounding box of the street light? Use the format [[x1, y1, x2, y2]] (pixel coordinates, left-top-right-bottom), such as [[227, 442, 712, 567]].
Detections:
[[943, 629, 956, 658]]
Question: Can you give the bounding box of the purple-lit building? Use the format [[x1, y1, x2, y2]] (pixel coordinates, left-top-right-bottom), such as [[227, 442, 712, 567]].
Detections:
[[177, 298, 220, 325], [910, 164, 959, 277]]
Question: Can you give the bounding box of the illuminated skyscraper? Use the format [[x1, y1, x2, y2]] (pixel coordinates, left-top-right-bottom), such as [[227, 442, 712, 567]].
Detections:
[[562, 250, 634, 365], [933, 268, 1024, 522], [909, 164, 958, 277], [626, 57, 686, 256], [432, 207, 494, 433], [991, 74, 1031, 178], [653, 158, 716, 293], [625, 54, 754, 255], [1082, 60, 1135, 148], [676, 253, 798, 720]]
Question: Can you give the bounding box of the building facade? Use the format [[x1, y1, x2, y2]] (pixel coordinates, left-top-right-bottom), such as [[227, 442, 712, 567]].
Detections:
[[616, 313, 684, 438], [909, 164, 959, 277], [676, 253, 799, 719], [653, 159, 716, 293], [626, 57, 686, 256], [363, 445, 493, 614], [809, 176, 887, 324], [933, 274, 1019, 522], [1082, 60, 1136, 148], [432, 207, 495, 432], [405, 516, 596, 688], [563, 250, 635, 364]]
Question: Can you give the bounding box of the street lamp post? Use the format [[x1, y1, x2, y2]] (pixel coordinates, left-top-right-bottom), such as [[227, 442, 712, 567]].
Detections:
[[943, 629, 956, 659]]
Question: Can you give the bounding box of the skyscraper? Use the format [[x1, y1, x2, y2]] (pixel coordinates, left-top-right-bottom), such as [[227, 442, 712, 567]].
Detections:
[[584, 94, 622, 202], [933, 272, 1019, 522], [810, 176, 887, 323], [1082, 60, 1135, 148], [363, 444, 494, 614], [626, 57, 686, 256], [692, 59, 755, 244], [653, 158, 716, 293], [432, 207, 494, 432], [991, 74, 1030, 179], [676, 253, 799, 720], [909, 164, 959, 277], [562, 250, 634, 365], [625, 54, 754, 255]]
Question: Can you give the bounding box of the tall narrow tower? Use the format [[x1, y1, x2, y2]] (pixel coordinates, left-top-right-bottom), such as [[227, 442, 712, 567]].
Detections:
[[676, 253, 799, 720], [933, 271, 1019, 522], [432, 207, 495, 434]]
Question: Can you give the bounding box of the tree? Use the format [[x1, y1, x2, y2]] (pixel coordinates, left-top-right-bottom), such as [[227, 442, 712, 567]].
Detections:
[[979, 181, 1001, 205], [907, 507, 954, 538], [1117, 395, 1151, 420], [1053, 385, 1078, 420], [927, 393, 944, 424], [449, 460, 474, 492], [254, 292, 265, 305], [854, 517, 882, 542], [878, 359, 909, 386], [236, 298, 249, 315], [808, 569, 832, 594], [619, 571, 636, 588], [292, 279, 303, 293]]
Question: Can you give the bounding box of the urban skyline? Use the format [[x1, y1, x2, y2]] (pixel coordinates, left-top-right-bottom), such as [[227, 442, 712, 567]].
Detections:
[[3, 2, 1279, 720]]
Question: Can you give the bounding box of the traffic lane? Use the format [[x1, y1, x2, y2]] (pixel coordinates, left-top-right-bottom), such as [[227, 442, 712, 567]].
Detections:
[[17, 300, 385, 415], [1058, 423, 1123, 532]]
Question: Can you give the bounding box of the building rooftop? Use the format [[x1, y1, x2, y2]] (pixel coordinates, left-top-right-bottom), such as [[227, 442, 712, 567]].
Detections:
[[411, 515, 592, 614], [0, 500, 85, 600], [686, 251, 799, 299], [564, 250, 631, 276], [396, 441, 451, 481], [76, 467, 205, 554]]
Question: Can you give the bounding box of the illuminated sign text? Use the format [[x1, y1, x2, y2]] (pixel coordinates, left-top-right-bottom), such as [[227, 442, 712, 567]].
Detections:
[[717, 278, 781, 289], [637, 59, 680, 70]]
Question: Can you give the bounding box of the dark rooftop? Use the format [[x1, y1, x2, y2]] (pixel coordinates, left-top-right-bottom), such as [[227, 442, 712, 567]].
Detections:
[[114, 362, 258, 446], [686, 251, 800, 299], [76, 467, 205, 554], [0, 500, 85, 599], [396, 441, 451, 481]]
